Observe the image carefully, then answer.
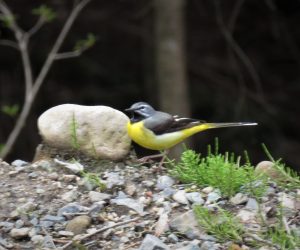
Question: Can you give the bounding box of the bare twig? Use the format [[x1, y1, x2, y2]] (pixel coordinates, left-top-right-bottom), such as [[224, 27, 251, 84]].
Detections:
[[0, 39, 19, 49], [54, 50, 83, 60], [0, 0, 92, 159], [27, 16, 45, 38], [60, 217, 140, 250]]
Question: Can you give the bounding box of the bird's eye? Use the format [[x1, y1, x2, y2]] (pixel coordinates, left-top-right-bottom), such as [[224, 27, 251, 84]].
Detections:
[[140, 106, 145, 110]]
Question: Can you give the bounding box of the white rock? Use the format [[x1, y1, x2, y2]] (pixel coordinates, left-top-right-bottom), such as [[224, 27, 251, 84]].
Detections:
[[38, 104, 131, 161], [10, 227, 30, 239], [88, 191, 111, 202], [61, 189, 78, 202], [172, 190, 189, 205], [230, 193, 248, 205], [186, 192, 204, 205]]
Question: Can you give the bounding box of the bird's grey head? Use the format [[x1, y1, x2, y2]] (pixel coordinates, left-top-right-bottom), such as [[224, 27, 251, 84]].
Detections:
[[125, 102, 156, 122]]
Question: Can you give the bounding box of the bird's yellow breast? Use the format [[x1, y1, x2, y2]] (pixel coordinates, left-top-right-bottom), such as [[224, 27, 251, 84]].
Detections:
[[126, 121, 212, 150]]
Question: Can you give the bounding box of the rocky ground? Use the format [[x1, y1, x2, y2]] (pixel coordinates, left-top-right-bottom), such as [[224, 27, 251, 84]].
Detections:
[[0, 153, 299, 250]]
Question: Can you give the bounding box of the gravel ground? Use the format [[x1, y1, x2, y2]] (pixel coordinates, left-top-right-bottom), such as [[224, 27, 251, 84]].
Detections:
[[0, 153, 299, 250]]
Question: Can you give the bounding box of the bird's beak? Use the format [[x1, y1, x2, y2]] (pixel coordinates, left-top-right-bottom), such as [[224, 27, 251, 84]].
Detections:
[[125, 107, 137, 112]]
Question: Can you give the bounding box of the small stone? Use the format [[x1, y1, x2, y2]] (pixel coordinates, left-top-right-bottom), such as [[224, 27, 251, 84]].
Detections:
[[278, 193, 296, 210], [28, 172, 39, 178], [206, 191, 221, 203], [169, 210, 204, 239], [230, 193, 249, 205], [10, 227, 30, 239], [15, 219, 25, 228], [142, 180, 155, 187], [89, 201, 105, 217], [61, 189, 78, 202], [65, 215, 92, 235], [31, 235, 45, 245], [88, 191, 111, 202], [57, 203, 90, 217], [200, 241, 219, 250], [202, 187, 214, 194], [176, 239, 201, 250], [255, 161, 283, 180], [156, 176, 175, 190], [245, 198, 259, 211], [125, 183, 137, 196], [236, 209, 257, 223], [138, 234, 170, 250], [172, 190, 189, 205], [103, 172, 125, 188], [36, 188, 45, 194], [11, 159, 28, 168], [54, 159, 84, 173], [41, 215, 65, 223], [63, 174, 77, 182], [186, 192, 204, 205], [0, 222, 14, 232], [48, 172, 59, 180], [111, 197, 144, 215], [167, 233, 179, 243], [58, 230, 74, 237]]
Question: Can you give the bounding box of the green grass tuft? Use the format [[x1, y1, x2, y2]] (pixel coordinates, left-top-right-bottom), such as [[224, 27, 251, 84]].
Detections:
[[193, 205, 244, 243], [169, 139, 267, 197]]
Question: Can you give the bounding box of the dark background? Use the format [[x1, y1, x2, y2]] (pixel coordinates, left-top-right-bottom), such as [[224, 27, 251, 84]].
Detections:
[[0, 0, 299, 171]]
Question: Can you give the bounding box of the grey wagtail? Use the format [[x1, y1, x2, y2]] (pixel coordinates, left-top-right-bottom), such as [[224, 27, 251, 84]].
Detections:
[[125, 102, 257, 164]]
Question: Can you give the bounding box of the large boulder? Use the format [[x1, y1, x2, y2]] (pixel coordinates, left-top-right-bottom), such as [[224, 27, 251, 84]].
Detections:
[[37, 104, 131, 161]]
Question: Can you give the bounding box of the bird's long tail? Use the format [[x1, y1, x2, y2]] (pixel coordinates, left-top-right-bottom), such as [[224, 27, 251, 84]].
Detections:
[[184, 122, 257, 138], [205, 122, 258, 129]]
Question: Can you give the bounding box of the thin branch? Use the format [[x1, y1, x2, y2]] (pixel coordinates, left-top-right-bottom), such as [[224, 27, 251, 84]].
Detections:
[[60, 217, 141, 250], [0, 0, 92, 159], [0, 39, 19, 49], [54, 50, 83, 60], [31, 0, 91, 100], [27, 16, 45, 38], [0, 0, 23, 39]]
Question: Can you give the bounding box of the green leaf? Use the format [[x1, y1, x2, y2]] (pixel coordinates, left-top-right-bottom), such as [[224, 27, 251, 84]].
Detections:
[[1, 104, 19, 117], [0, 14, 15, 28], [32, 5, 56, 22], [74, 33, 96, 51]]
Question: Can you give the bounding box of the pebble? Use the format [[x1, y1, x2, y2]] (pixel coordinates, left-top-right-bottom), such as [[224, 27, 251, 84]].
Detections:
[[11, 159, 28, 168], [103, 172, 125, 188], [111, 197, 144, 215], [202, 186, 214, 194], [31, 234, 45, 245], [156, 175, 175, 190], [230, 193, 249, 205], [65, 215, 92, 235], [138, 234, 170, 250], [61, 189, 78, 202], [172, 190, 189, 205], [206, 190, 221, 203], [10, 227, 31, 239], [245, 198, 259, 211], [57, 203, 90, 217], [88, 191, 111, 202], [186, 192, 204, 205], [169, 210, 204, 239]]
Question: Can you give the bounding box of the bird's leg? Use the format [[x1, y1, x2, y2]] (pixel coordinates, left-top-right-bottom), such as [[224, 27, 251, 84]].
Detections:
[[138, 149, 169, 167]]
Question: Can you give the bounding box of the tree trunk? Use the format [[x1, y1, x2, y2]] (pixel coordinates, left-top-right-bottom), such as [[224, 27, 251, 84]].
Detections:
[[154, 0, 191, 159]]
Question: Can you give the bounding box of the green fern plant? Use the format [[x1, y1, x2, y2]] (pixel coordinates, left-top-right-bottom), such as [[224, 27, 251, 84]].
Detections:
[[194, 205, 244, 243], [169, 139, 267, 197]]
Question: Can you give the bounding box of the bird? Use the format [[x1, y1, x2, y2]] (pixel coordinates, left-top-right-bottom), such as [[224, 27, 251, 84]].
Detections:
[[125, 102, 257, 165]]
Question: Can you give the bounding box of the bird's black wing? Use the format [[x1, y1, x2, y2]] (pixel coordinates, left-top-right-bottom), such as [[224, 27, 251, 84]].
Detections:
[[165, 116, 206, 133], [144, 111, 206, 135]]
